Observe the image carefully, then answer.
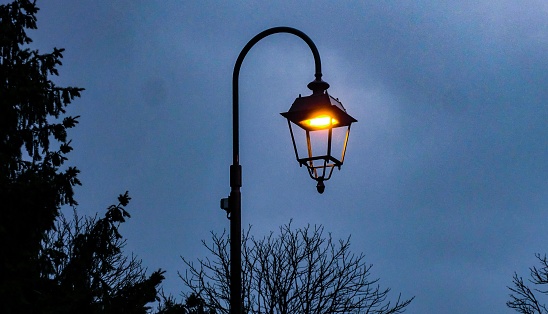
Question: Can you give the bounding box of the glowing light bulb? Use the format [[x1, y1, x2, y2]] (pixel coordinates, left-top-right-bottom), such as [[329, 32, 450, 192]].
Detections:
[[302, 115, 339, 128]]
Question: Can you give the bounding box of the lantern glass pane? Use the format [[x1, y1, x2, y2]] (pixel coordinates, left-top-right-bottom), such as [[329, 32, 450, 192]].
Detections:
[[289, 121, 309, 162], [308, 129, 329, 160], [331, 126, 349, 164]]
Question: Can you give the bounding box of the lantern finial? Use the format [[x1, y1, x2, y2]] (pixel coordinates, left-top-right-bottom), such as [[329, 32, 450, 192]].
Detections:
[[316, 180, 325, 194]]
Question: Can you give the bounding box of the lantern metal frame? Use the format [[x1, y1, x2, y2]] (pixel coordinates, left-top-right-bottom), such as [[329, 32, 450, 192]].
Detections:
[[281, 84, 357, 193]]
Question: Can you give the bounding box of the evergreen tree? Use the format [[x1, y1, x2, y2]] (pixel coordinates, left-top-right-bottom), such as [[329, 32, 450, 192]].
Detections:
[[1, 1, 83, 311], [40, 192, 165, 314], [0, 1, 164, 312]]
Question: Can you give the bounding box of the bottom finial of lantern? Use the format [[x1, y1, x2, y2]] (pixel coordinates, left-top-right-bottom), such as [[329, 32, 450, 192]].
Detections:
[[316, 180, 325, 194]]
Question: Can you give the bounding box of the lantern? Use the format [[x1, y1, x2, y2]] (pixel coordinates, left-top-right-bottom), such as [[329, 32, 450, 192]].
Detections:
[[281, 79, 357, 193]]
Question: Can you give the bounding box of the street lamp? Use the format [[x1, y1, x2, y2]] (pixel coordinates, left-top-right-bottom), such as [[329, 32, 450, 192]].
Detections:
[[281, 80, 357, 194], [220, 26, 356, 314]]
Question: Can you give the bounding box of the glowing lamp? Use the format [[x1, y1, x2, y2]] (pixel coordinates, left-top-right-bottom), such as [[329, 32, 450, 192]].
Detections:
[[281, 79, 357, 193], [302, 115, 339, 128]]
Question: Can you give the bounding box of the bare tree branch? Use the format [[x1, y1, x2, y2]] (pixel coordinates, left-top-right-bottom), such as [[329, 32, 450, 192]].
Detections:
[[508, 254, 548, 314], [180, 221, 413, 314]]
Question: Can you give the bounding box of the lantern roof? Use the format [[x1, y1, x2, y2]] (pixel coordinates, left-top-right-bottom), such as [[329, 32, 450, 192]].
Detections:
[[281, 92, 357, 131]]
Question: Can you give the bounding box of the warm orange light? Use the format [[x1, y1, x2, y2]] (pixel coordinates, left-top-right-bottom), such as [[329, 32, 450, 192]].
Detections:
[[301, 115, 339, 128]]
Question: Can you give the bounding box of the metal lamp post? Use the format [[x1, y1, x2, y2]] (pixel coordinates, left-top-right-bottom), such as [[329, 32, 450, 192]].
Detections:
[[220, 26, 356, 314]]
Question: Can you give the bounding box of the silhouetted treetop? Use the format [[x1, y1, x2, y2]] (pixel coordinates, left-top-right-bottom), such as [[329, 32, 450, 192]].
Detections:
[[181, 222, 413, 314], [40, 192, 165, 314], [1, 2, 85, 310], [1, 1, 166, 312], [508, 254, 548, 314]]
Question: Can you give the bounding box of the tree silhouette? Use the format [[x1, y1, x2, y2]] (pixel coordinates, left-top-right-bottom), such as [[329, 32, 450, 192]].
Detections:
[[508, 254, 548, 314], [181, 222, 413, 314], [156, 293, 217, 314], [39, 192, 165, 313], [1, 0, 83, 311], [0, 1, 164, 312]]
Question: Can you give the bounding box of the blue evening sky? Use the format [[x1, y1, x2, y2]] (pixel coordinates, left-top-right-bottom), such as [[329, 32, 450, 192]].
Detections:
[[20, 1, 548, 313]]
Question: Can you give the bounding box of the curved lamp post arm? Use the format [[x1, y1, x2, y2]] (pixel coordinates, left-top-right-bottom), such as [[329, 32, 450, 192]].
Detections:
[[227, 27, 325, 314], [232, 26, 324, 165]]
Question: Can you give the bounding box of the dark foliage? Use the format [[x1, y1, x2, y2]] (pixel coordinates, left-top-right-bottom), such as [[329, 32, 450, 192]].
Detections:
[[156, 293, 217, 314], [39, 192, 166, 314], [0, 1, 165, 312], [1, 1, 83, 311]]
